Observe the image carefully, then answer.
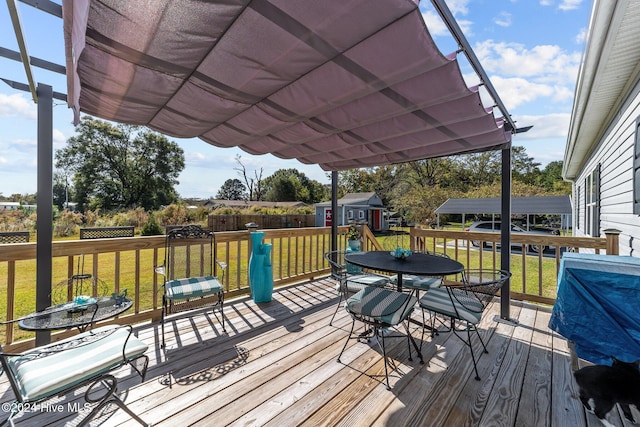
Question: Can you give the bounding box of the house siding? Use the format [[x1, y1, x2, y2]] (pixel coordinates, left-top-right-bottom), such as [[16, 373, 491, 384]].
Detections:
[[573, 79, 640, 256]]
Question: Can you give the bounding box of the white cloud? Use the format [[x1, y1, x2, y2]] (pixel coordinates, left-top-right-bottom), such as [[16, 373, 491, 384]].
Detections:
[[494, 12, 512, 27], [445, 0, 471, 15], [491, 76, 556, 110], [576, 27, 587, 44], [0, 93, 37, 120], [559, 0, 583, 11], [421, 0, 472, 38], [473, 40, 581, 85], [539, 0, 584, 11], [513, 113, 571, 139], [53, 129, 67, 149], [9, 138, 36, 149], [421, 10, 450, 37]]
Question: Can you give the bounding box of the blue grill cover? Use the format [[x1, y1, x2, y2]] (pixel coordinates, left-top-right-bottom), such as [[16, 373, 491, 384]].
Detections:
[[548, 253, 640, 365]]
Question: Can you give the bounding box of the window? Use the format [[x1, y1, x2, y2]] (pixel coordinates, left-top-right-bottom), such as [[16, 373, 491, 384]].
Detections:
[[347, 209, 353, 219], [634, 117, 640, 214], [585, 165, 600, 237], [358, 210, 365, 219]]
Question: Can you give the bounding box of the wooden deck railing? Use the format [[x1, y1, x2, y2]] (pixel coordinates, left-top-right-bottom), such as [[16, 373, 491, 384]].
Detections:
[[0, 224, 612, 348], [409, 227, 614, 305], [0, 226, 360, 347]]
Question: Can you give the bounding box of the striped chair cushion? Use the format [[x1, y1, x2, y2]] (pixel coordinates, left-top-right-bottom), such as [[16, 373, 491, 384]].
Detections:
[[346, 286, 417, 326], [8, 325, 148, 402], [419, 287, 484, 324], [389, 274, 442, 290], [336, 274, 389, 293], [165, 276, 223, 300]]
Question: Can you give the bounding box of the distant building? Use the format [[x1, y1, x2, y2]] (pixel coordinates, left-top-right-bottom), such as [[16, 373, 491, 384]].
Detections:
[[0, 202, 20, 211], [314, 192, 386, 231]]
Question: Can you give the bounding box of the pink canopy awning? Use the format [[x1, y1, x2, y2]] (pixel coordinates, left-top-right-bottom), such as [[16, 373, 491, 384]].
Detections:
[[62, 0, 512, 171]]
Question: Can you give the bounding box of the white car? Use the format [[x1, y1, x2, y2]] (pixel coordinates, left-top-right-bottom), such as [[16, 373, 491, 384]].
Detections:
[[464, 221, 559, 253]]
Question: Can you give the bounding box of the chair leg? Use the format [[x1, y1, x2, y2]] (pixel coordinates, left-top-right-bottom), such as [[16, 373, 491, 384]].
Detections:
[[377, 327, 391, 390], [404, 320, 423, 364], [473, 325, 488, 354], [337, 319, 356, 363], [465, 324, 481, 381], [78, 375, 149, 426], [215, 292, 226, 333], [329, 289, 344, 326], [161, 296, 167, 348]]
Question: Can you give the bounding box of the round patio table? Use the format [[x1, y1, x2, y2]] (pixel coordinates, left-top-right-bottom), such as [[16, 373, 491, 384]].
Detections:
[[18, 296, 133, 332], [344, 251, 464, 291]]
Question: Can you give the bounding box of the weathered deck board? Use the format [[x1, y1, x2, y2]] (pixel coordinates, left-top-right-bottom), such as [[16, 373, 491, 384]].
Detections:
[[0, 278, 598, 427]]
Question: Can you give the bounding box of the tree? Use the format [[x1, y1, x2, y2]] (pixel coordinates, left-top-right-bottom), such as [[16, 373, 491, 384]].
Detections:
[[234, 155, 264, 201], [538, 161, 571, 194], [511, 145, 541, 185], [216, 179, 247, 200], [55, 117, 185, 211], [52, 172, 73, 210], [262, 168, 326, 203]]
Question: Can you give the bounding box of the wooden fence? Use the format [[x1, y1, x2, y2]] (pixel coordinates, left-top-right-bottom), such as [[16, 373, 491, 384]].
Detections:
[[208, 214, 315, 231]]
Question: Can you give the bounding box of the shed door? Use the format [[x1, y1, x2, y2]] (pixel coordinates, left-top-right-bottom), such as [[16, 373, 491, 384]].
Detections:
[[324, 208, 332, 226], [373, 209, 381, 230]]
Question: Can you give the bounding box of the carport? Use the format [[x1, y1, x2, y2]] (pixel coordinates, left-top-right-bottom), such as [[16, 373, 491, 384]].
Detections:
[[435, 196, 572, 234]]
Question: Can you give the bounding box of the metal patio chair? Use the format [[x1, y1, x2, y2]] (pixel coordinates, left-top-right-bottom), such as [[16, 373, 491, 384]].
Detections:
[[324, 250, 390, 326], [418, 269, 511, 380], [337, 285, 423, 389], [155, 224, 227, 348]]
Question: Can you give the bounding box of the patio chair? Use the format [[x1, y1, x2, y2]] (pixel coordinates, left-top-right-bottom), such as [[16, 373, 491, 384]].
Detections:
[[0, 324, 149, 426], [324, 250, 390, 326], [337, 286, 423, 389], [389, 251, 451, 298], [155, 224, 227, 348], [418, 269, 511, 380]]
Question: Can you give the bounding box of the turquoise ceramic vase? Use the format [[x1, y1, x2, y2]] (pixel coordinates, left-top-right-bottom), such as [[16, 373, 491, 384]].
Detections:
[[249, 231, 274, 303]]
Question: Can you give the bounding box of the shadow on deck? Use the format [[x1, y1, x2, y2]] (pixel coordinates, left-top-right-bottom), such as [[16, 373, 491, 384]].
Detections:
[[0, 278, 631, 426]]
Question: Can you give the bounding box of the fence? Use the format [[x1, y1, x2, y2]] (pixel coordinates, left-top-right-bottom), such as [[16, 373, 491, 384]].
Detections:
[[208, 214, 315, 231], [79, 226, 135, 239], [0, 232, 30, 244]]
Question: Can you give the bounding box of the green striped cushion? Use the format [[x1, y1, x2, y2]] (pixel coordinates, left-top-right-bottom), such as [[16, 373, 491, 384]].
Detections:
[[8, 325, 148, 402], [346, 287, 417, 325], [165, 276, 223, 300], [419, 288, 483, 324], [389, 274, 441, 290], [336, 274, 389, 293]]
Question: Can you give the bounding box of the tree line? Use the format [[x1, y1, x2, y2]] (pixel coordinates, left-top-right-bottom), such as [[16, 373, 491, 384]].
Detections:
[[1, 117, 569, 224]]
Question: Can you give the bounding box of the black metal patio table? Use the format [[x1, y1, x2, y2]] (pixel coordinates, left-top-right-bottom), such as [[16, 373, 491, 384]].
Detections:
[[18, 296, 133, 332], [344, 250, 464, 291]]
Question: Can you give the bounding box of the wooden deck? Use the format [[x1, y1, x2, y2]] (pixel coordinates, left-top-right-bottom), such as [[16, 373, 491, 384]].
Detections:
[[1, 278, 634, 426]]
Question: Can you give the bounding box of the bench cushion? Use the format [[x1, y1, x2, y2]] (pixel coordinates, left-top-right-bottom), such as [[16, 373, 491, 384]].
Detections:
[[165, 276, 223, 300], [7, 325, 148, 401]]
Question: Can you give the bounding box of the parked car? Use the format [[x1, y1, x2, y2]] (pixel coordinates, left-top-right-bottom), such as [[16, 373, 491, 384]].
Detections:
[[464, 221, 560, 253]]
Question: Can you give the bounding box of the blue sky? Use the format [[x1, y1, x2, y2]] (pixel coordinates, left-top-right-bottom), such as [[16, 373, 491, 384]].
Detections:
[[0, 0, 590, 199]]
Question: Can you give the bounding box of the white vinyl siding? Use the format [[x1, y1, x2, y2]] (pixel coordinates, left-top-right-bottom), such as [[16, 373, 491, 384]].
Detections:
[[572, 80, 640, 255]]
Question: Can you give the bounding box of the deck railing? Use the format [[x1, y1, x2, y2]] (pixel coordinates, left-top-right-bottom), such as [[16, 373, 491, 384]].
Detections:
[[409, 227, 614, 305], [0, 224, 612, 349]]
